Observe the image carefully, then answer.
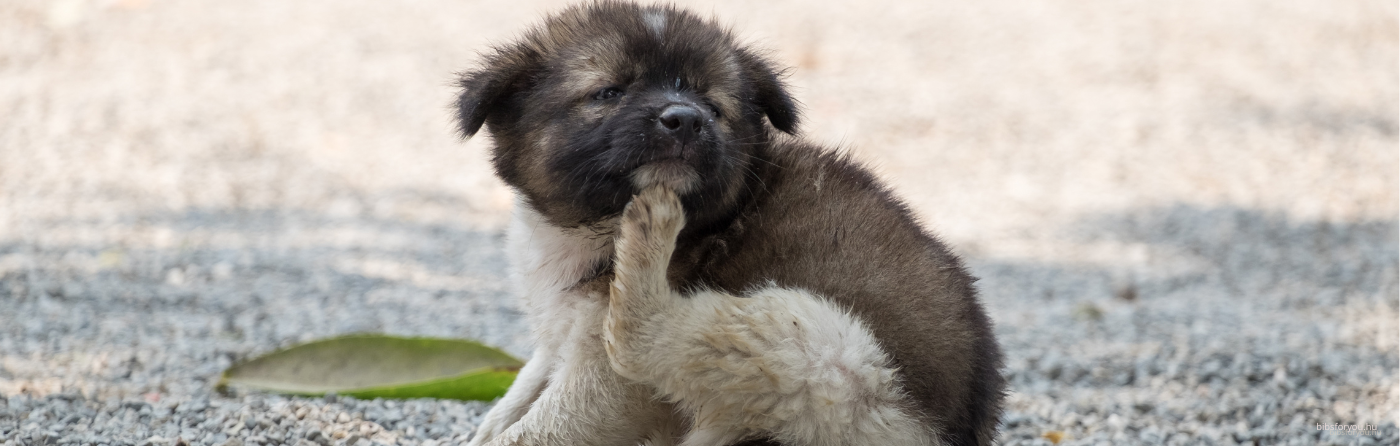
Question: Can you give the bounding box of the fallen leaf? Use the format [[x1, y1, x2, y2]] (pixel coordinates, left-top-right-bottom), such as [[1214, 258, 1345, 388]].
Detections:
[[218, 334, 522, 401]]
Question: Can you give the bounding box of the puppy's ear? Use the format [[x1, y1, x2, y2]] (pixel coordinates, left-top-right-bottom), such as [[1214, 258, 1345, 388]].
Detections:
[[455, 45, 539, 137], [737, 50, 801, 134]]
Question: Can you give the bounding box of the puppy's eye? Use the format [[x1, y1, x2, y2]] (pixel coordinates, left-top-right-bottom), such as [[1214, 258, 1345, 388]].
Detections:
[[594, 87, 624, 100], [707, 103, 722, 118]]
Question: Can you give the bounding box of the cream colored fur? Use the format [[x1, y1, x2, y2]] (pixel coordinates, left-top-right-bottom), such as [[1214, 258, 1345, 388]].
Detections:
[[470, 191, 935, 445]]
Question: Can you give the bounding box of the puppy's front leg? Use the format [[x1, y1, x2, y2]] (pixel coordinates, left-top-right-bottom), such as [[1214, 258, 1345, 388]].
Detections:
[[484, 297, 675, 446], [605, 185, 686, 383], [465, 347, 553, 446]]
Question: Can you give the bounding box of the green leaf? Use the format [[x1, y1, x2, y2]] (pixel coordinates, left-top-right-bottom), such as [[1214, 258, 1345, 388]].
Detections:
[[217, 334, 523, 401]]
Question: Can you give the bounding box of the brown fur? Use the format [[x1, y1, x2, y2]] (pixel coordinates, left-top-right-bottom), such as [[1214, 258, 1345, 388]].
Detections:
[[675, 138, 1005, 445], [456, 2, 1004, 445]]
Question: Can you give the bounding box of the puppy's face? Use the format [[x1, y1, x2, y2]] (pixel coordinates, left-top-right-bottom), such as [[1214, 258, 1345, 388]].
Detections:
[[457, 2, 799, 229]]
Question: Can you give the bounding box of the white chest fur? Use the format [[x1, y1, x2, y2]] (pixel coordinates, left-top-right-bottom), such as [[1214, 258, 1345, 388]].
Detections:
[[504, 202, 617, 351]]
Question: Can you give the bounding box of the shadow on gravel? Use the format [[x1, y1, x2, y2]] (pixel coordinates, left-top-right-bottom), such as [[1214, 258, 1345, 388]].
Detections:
[[0, 195, 530, 369], [1075, 204, 1397, 302], [3, 200, 1396, 442], [974, 204, 1398, 442], [977, 203, 1398, 309]]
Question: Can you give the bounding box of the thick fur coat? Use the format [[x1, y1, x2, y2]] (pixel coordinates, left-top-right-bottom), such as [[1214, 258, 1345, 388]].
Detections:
[[455, 3, 1004, 445]]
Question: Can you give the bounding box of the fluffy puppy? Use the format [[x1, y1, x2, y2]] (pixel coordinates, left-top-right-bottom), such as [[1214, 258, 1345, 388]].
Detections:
[[455, 2, 1004, 445]]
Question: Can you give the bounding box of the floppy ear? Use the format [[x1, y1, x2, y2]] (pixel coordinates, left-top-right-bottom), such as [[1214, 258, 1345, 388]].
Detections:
[[455, 46, 539, 137], [737, 50, 801, 134]]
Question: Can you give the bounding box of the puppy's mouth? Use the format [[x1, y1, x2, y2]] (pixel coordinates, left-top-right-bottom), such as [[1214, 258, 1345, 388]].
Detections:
[[629, 156, 700, 194]]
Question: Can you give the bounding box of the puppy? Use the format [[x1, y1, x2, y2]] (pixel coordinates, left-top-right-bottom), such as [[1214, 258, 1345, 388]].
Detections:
[[455, 2, 1004, 445]]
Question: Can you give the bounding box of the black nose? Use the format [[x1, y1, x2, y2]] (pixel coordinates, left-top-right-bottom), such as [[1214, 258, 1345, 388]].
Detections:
[[657, 105, 703, 142]]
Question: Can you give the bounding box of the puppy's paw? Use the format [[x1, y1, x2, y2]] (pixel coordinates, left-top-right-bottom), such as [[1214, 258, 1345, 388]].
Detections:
[[611, 185, 685, 316], [621, 185, 685, 247]]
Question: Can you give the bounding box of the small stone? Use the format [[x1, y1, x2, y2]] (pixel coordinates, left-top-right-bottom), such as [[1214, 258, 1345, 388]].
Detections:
[[1113, 282, 1138, 301]]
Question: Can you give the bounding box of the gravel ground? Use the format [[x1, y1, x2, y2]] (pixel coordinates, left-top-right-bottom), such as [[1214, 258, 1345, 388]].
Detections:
[[1, 0, 1396, 445]]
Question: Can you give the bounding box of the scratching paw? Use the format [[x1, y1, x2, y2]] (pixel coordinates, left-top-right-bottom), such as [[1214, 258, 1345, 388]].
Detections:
[[621, 185, 685, 244]]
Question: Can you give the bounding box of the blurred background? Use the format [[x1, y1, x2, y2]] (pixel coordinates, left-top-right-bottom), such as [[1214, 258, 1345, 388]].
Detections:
[[0, 0, 1395, 444]]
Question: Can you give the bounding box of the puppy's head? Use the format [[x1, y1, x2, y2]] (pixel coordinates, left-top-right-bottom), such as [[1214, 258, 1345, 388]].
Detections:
[[457, 1, 799, 229]]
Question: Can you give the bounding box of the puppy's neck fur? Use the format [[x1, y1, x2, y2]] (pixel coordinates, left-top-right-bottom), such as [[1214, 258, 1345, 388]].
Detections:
[[507, 198, 618, 292]]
